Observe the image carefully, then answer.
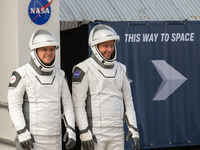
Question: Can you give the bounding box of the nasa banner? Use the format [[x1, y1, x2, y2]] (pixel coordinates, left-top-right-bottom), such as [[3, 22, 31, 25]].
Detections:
[[89, 21, 200, 149]]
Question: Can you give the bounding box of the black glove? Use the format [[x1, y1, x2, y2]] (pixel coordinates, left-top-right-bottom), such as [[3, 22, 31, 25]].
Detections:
[[63, 131, 76, 149], [20, 134, 35, 150], [126, 131, 140, 150], [81, 133, 97, 150], [17, 127, 35, 150]]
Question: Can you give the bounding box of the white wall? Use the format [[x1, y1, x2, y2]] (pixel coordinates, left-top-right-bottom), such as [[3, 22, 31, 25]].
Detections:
[[0, 0, 60, 148], [0, 1, 18, 146]]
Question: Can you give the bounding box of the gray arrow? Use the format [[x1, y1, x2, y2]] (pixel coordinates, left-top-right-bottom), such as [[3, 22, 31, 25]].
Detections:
[[152, 60, 187, 101]]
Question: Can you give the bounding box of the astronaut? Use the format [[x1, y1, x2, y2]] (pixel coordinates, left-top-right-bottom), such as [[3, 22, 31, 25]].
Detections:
[[7, 29, 76, 150], [72, 24, 140, 150]]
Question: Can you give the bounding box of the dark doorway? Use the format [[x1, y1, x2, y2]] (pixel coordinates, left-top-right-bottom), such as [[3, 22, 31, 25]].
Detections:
[[60, 24, 89, 150]]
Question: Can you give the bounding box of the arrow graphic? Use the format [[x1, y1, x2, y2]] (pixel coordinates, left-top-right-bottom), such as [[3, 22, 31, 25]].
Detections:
[[152, 60, 187, 101]]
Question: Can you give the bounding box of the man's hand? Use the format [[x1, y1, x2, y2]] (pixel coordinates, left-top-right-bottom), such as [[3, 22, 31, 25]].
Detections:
[[126, 129, 140, 150], [61, 114, 76, 149], [18, 129, 35, 150], [80, 129, 97, 150], [20, 138, 35, 150], [63, 131, 76, 149]]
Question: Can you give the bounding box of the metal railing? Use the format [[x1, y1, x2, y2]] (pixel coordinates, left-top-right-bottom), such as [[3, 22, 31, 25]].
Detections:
[[0, 101, 15, 147], [0, 101, 8, 109], [0, 137, 15, 147]]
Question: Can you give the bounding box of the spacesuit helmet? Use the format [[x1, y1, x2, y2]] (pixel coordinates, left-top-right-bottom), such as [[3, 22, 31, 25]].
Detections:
[[89, 24, 120, 66], [29, 29, 59, 72]]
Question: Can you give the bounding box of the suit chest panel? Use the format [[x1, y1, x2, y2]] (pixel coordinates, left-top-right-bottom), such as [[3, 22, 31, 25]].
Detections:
[[86, 59, 123, 96], [24, 65, 61, 102]]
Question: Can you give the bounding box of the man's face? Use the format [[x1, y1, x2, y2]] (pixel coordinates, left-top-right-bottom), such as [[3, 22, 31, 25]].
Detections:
[[37, 46, 56, 65], [97, 40, 115, 59]]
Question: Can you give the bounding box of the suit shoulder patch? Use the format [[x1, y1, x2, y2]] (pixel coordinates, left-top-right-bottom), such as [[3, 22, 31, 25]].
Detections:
[[72, 67, 85, 82], [9, 71, 22, 87]]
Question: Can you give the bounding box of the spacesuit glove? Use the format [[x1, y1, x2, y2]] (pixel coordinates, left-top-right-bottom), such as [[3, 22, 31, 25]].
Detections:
[[126, 128, 140, 150], [18, 129, 35, 150], [63, 128, 76, 149], [80, 130, 97, 150]]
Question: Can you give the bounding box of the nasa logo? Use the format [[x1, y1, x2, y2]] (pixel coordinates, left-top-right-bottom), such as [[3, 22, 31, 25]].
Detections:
[[74, 71, 81, 78], [28, 0, 53, 25]]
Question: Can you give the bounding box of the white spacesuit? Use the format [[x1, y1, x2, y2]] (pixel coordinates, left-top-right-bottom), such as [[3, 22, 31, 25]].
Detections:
[[72, 24, 139, 150], [8, 29, 76, 150]]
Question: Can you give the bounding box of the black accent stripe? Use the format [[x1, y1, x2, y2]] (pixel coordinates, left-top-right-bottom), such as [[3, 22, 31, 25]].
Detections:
[[62, 114, 76, 133], [129, 125, 138, 132], [125, 115, 138, 132], [86, 88, 93, 132], [79, 126, 89, 134], [17, 126, 26, 135], [67, 125, 76, 133], [35, 76, 55, 85], [124, 97, 138, 132], [98, 69, 117, 78], [23, 92, 30, 131]]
